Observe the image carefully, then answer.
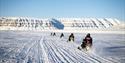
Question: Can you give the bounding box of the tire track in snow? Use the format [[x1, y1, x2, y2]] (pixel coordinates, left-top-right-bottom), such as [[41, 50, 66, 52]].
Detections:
[[50, 39, 76, 63], [49, 37, 81, 63], [59, 44, 100, 63], [49, 36, 114, 63], [39, 37, 50, 63], [44, 37, 81, 63], [50, 40, 83, 63], [0, 37, 35, 62], [16, 37, 40, 63], [45, 36, 100, 63], [43, 38, 64, 63], [77, 46, 115, 63], [57, 38, 102, 63], [16, 35, 116, 63], [56, 40, 95, 63], [42, 38, 59, 63]]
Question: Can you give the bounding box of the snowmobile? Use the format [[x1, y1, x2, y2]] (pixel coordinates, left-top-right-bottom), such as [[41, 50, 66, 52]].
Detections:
[[68, 37, 74, 42], [53, 32, 56, 36], [60, 33, 64, 38], [78, 33, 92, 51], [78, 41, 92, 51], [85, 43, 91, 51], [68, 33, 74, 42], [78, 45, 91, 51]]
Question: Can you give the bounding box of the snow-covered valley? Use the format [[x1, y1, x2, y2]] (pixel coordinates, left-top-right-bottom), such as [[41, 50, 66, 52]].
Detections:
[[0, 31, 125, 63]]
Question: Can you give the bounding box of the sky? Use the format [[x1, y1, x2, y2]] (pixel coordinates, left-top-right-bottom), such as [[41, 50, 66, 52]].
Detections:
[[0, 0, 125, 21]]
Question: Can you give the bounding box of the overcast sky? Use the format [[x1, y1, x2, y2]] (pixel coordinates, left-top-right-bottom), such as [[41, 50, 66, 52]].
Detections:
[[0, 0, 125, 21]]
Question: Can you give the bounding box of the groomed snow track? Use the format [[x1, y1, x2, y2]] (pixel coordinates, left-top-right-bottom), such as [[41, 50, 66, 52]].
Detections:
[[15, 36, 115, 63], [0, 31, 124, 63]]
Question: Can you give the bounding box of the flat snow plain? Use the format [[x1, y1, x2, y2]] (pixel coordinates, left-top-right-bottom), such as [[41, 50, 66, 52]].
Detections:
[[0, 31, 125, 63]]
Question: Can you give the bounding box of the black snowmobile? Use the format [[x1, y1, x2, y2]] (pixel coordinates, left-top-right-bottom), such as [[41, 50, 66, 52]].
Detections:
[[68, 33, 74, 42], [60, 33, 64, 38], [78, 33, 92, 51]]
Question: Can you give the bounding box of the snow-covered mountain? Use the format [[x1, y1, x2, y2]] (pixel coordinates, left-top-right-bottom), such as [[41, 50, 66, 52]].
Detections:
[[0, 17, 124, 31]]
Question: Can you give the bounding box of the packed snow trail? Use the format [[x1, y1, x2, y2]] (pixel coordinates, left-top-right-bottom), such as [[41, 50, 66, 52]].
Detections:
[[38, 36, 115, 63], [15, 35, 114, 63], [0, 31, 124, 63]]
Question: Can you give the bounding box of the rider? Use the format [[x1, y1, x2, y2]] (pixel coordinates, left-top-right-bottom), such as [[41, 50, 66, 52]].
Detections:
[[81, 39, 86, 49], [53, 32, 56, 36], [84, 33, 92, 48], [68, 33, 74, 42], [60, 33, 64, 38]]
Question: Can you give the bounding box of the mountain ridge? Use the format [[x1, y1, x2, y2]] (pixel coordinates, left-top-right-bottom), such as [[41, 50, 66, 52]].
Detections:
[[0, 17, 124, 32]]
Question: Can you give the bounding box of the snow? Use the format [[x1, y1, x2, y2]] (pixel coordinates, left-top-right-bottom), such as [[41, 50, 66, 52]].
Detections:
[[0, 17, 124, 31], [0, 30, 125, 63]]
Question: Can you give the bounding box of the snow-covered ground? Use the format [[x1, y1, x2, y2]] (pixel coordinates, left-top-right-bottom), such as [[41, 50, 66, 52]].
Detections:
[[0, 30, 125, 63]]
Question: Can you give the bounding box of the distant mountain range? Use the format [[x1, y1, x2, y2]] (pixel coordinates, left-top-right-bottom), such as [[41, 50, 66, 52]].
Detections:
[[0, 17, 124, 31]]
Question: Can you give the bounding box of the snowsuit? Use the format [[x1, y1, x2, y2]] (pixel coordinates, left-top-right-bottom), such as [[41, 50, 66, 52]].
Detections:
[[84, 34, 92, 47], [60, 33, 64, 38], [81, 39, 86, 48], [53, 33, 56, 36], [68, 33, 74, 42], [51, 33, 53, 36]]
